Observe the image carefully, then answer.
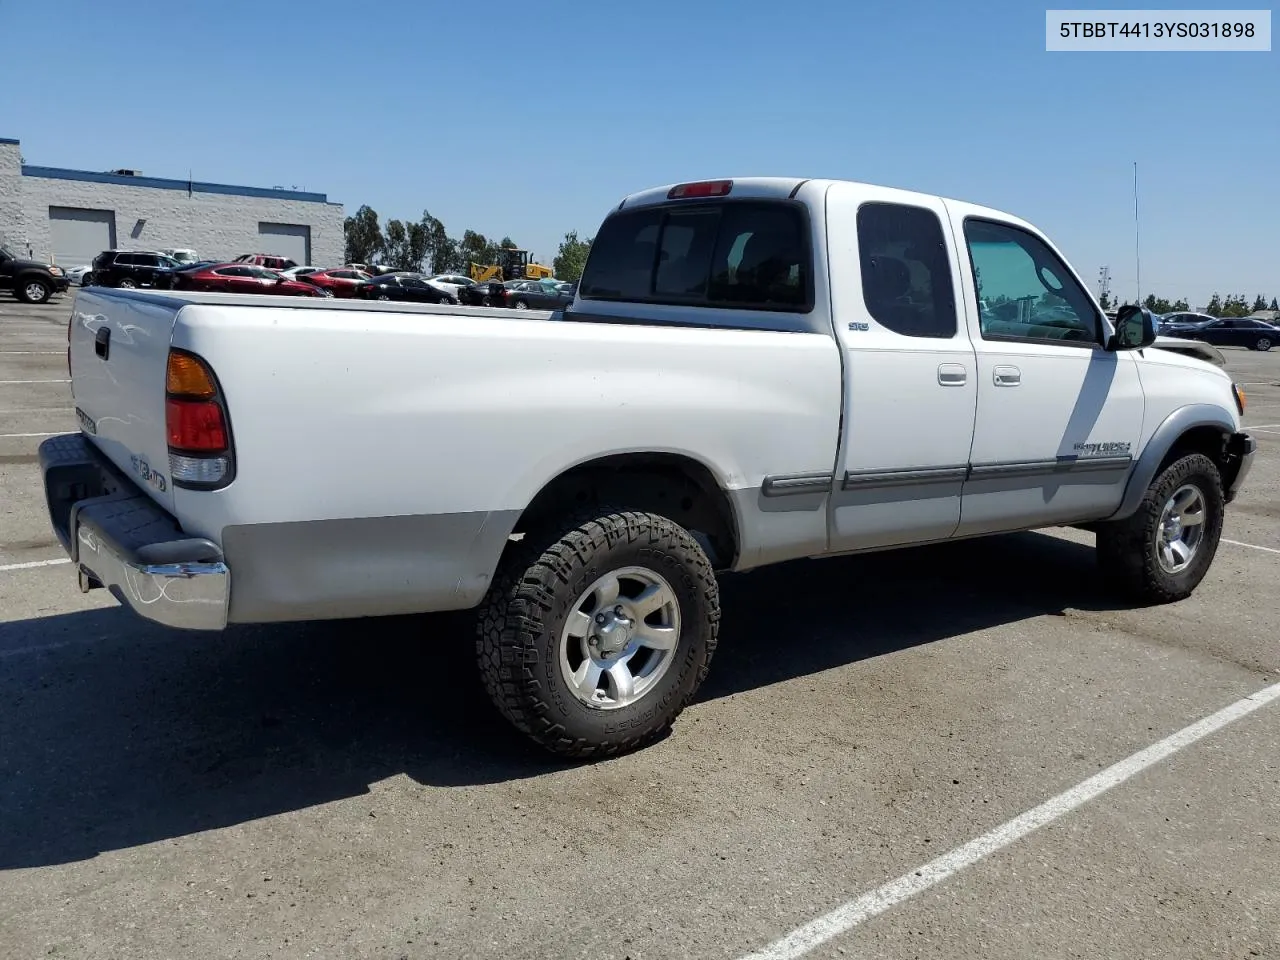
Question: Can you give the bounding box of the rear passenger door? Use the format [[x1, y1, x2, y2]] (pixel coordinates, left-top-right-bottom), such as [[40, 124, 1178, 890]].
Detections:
[[825, 184, 979, 551]]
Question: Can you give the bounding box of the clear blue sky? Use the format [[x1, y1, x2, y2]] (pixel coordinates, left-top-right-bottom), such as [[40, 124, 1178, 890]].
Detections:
[[4, 0, 1276, 307]]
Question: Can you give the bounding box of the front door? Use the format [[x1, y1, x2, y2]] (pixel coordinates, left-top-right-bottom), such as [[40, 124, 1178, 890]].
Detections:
[[825, 184, 979, 552], [953, 215, 1144, 536]]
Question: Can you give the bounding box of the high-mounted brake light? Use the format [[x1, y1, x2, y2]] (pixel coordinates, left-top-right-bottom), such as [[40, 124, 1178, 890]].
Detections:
[[667, 179, 733, 199], [165, 349, 234, 488]]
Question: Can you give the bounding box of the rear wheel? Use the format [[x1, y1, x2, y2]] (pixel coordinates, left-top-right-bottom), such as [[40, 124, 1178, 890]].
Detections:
[[476, 509, 720, 759], [16, 279, 52, 304], [117, 277, 136, 289], [1096, 452, 1224, 603], [513, 299, 529, 309], [1255, 337, 1272, 351]]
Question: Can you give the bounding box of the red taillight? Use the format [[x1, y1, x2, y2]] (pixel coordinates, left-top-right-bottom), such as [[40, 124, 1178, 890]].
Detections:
[[165, 349, 234, 486], [668, 179, 733, 199], [165, 398, 227, 451]]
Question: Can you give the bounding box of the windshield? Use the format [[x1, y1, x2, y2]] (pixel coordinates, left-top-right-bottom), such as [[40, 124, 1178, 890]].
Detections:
[[0, 244, 12, 260]]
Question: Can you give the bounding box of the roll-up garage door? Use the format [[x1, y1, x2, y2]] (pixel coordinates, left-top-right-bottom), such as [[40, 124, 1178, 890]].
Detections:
[[49, 207, 117, 267], [258, 222, 311, 266]]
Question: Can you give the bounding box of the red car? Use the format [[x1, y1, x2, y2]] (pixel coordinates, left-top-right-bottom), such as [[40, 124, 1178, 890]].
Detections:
[[296, 267, 372, 298], [170, 263, 328, 297]]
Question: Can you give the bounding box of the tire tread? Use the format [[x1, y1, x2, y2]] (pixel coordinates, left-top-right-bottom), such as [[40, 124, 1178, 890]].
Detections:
[[475, 507, 719, 759]]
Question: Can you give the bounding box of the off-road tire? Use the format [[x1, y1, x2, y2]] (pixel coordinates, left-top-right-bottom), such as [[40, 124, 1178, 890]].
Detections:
[[476, 509, 720, 759], [1096, 452, 1224, 603]]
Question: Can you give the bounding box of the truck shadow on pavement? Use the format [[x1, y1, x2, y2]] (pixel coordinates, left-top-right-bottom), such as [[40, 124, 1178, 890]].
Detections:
[[0, 530, 1128, 869]]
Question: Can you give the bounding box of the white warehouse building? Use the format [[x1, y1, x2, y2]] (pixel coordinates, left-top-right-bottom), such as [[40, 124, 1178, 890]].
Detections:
[[0, 136, 344, 269]]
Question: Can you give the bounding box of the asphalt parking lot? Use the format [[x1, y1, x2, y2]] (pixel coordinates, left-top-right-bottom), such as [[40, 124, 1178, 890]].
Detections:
[[2, 293, 1278, 960]]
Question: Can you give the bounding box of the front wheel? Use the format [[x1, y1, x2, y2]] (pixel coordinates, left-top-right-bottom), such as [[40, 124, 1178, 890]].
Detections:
[[1255, 337, 1272, 351], [1095, 452, 1224, 603], [117, 277, 136, 289], [16, 279, 52, 304], [476, 509, 720, 759]]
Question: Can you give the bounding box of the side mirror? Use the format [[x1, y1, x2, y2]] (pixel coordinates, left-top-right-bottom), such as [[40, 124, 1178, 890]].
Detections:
[[1109, 304, 1157, 350]]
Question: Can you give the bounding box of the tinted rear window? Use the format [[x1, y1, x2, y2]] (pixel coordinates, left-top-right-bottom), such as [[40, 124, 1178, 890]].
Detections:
[[579, 200, 811, 312]]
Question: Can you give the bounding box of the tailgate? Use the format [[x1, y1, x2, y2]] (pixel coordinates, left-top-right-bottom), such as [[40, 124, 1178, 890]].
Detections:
[[68, 288, 180, 514]]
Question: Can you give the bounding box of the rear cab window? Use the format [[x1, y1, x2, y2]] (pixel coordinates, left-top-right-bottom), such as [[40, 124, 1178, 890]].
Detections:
[[578, 198, 812, 313]]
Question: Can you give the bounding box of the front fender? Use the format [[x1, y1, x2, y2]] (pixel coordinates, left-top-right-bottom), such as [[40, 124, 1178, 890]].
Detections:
[[1106, 403, 1237, 521]]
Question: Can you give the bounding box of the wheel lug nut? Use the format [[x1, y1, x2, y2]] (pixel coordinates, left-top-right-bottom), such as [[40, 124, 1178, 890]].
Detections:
[[614, 605, 624, 616], [595, 613, 606, 624]]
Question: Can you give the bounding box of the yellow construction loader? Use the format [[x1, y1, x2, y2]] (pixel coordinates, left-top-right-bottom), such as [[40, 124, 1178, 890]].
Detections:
[[469, 247, 554, 283]]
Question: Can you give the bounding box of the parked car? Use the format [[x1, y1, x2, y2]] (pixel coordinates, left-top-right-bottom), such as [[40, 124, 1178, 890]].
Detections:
[[160, 248, 200, 265], [459, 278, 520, 307], [0, 244, 69, 303], [64, 265, 94, 286], [169, 262, 329, 297], [1165, 316, 1279, 351], [279, 266, 322, 280], [295, 267, 371, 298], [424, 274, 476, 300], [233, 253, 298, 272], [1161, 311, 1218, 329], [38, 176, 1256, 760], [504, 279, 576, 310], [85, 250, 183, 290], [355, 273, 453, 303]]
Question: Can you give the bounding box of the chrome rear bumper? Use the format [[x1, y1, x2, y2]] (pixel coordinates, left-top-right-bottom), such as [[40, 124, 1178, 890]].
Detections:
[[39, 433, 229, 631]]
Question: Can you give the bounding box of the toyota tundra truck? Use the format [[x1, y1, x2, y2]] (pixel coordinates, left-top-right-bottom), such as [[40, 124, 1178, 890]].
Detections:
[[39, 176, 1256, 758]]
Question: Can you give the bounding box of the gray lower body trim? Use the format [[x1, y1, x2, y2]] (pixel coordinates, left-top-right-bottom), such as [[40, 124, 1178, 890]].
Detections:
[[967, 455, 1132, 481], [762, 472, 833, 496], [222, 510, 520, 623], [842, 465, 969, 490]]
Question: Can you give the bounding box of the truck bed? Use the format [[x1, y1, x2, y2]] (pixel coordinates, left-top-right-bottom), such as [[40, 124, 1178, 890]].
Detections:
[[64, 286, 843, 624]]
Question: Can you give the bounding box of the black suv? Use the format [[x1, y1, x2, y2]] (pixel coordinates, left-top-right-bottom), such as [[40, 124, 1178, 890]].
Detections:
[[0, 244, 71, 304], [86, 250, 182, 289]]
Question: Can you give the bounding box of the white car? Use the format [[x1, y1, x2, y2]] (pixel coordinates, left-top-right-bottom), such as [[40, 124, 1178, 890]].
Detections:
[[64, 265, 94, 286], [278, 266, 321, 280], [40, 176, 1256, 758], [424, 273, 475, 301]]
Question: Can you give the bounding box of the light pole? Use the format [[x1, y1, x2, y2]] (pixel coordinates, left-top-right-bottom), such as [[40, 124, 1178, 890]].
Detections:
[[1133, 161, 1141, 306]]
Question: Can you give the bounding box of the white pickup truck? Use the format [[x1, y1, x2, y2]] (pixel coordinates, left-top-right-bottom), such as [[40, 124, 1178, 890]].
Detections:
[[40, 176, 1255, 758]]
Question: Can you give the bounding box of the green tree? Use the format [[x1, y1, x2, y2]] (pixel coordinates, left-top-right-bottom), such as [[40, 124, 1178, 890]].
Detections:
[[553, 230, 594, 282], [459, 230, 492, 270], [1270, 297, 1279, 311], [343, 205, 384, 266], [1223, 294, 1251, 318], [1143, 294, 1173, 313], [1171, 298, 1189, 311], [1205, 293, 1223, 316], [419, 211, 457, 274], [1252, 294, 1268, 312]]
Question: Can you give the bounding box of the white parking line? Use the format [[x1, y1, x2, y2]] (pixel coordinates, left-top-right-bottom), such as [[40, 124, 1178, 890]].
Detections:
[[738, 680, 1280, 960], [0, 351, 62, 355], [0, 379, 70, 384], [1245, 422, 1280, 430], [0, 431, 63, 438], [0, 558, 70, 573], [1223, 538, 1280, 556]]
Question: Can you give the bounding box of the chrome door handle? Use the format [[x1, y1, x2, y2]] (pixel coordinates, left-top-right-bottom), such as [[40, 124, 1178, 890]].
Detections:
[[994, 365, 1021, 386], [938, 363, 967, 386]]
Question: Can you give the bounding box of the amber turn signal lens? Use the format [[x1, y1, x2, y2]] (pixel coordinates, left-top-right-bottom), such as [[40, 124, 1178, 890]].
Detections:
[[1232, 383, 1247, 415], [166, 351, 217, 398]]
